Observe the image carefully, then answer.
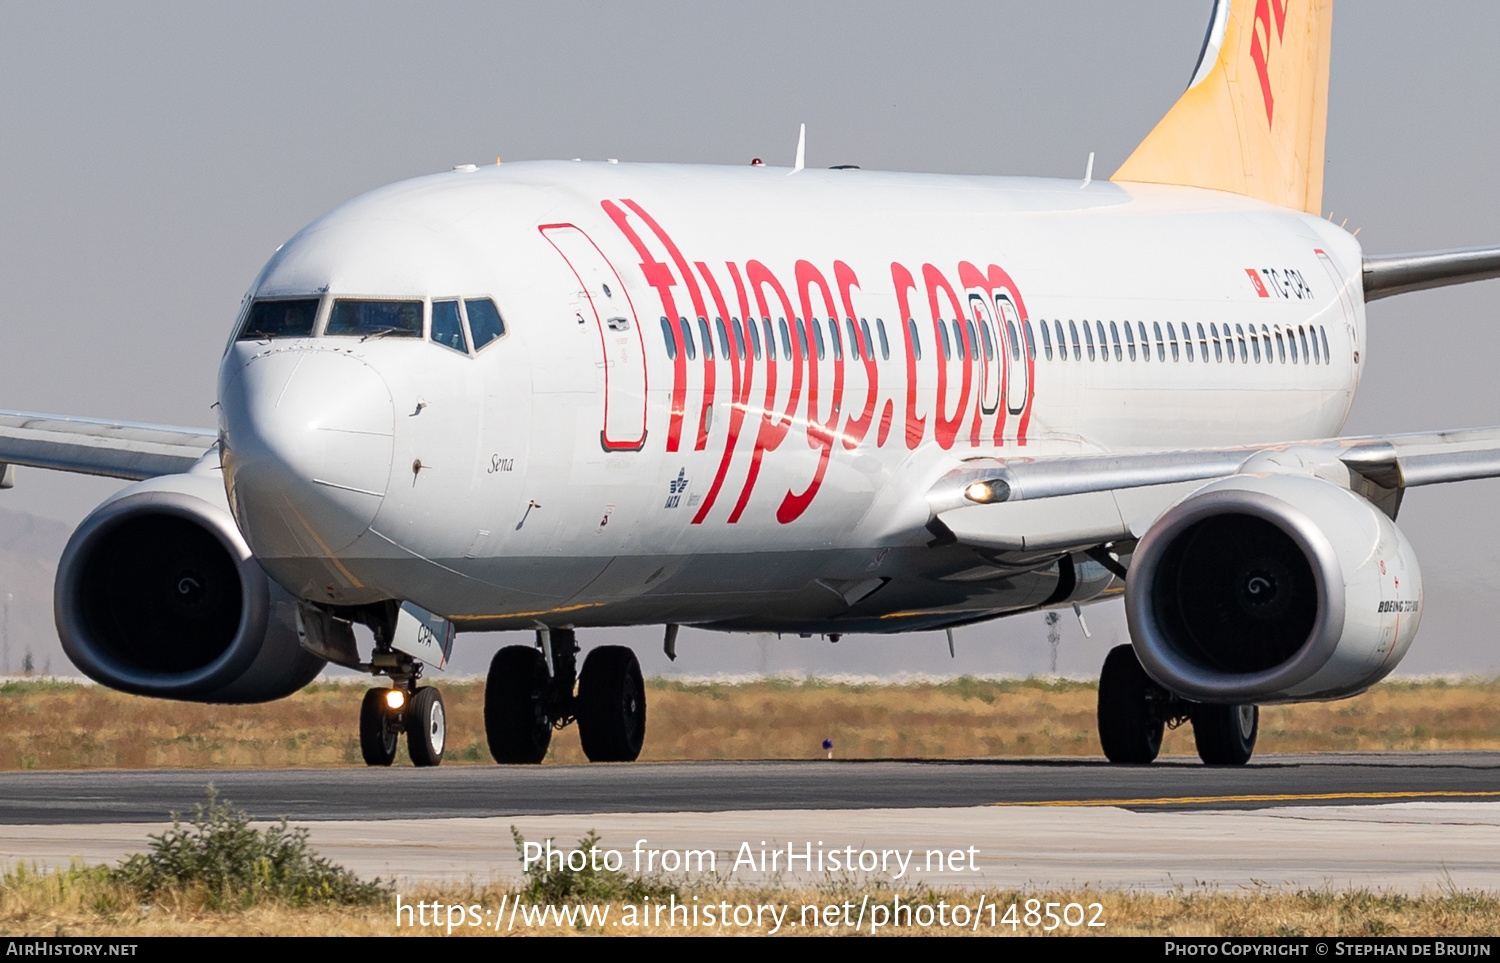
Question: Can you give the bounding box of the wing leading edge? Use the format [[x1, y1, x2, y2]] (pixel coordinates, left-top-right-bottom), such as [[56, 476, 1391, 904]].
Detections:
[[0, 409, 217, 483], [929, 427, 1500, 555]]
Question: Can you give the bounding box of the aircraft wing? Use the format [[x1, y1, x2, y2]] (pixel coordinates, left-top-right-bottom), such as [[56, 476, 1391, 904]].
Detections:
[[0, 409, 218, 484], [928, 427, 1500, 555]]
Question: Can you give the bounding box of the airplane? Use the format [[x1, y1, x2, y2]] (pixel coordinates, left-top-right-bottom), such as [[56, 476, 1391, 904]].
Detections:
[[5, 0, 1500, 769]]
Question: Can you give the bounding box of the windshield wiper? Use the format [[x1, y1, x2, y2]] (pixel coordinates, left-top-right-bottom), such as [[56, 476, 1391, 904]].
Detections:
[[360, 327, 400, 342]]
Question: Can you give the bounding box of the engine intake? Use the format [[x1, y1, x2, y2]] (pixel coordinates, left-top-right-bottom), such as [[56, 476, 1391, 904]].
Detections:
[[1125, 473, 1421, 703], [56, 471, 325, 703]]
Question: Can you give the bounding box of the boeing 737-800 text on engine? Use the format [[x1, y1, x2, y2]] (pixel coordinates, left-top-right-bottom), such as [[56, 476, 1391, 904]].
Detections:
[[9, 0, 1500, 768]]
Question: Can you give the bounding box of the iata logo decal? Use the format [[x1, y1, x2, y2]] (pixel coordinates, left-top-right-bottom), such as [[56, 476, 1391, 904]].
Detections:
[[664, 468, 689, 509], [1249, 0, 1289, 127]]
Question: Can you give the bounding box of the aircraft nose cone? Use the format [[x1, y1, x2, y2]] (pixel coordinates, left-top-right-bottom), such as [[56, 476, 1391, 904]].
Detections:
[[220, 349, 395, 558]]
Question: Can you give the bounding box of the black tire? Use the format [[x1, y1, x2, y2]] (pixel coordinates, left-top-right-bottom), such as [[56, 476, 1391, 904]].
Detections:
[[1097, 644, 1164, 764], [405, 686, 446, 767], [1192, 703, 1258, 766], [576, 646, 646, 763], [360, 687, 398, 767], [485, 646, 553, 764]]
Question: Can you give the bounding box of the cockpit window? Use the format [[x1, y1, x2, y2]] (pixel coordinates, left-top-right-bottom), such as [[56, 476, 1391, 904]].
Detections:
[[238, 298, 319, 340], [465, 298, 506, 350], [326, 299, 422, 338], [431, 300, 469, 354]]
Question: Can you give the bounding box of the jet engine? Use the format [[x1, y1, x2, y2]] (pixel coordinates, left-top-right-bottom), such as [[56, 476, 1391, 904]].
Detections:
[[1125, 472, 1421, 704], [55, 470, 325, 703]]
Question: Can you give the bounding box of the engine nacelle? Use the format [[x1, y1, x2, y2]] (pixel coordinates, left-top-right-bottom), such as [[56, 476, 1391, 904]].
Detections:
[[1125, 473, 1422, 703], [55, 469, 325, 703]]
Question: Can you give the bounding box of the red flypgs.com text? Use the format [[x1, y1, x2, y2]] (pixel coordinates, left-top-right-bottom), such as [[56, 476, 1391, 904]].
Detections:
[[602, 198, 1036, 526]]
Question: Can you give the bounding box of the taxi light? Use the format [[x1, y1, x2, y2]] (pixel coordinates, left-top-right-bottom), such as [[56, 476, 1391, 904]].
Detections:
[[965, 481, 995, 503], [385, 689, 406, 710]]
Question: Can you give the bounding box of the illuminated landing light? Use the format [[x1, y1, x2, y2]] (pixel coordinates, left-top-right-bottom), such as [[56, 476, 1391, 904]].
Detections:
[[965, 480, 1010, 503], [385, 689, 406, 710]]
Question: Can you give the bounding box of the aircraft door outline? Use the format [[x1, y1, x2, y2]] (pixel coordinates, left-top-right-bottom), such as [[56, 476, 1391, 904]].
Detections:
[[540, 224, 649, 451], [996, 294, 1030, 415], [968, 294, 1002, 415]]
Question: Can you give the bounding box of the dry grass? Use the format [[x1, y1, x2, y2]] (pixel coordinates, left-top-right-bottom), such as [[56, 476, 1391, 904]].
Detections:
[[4, 869, 1500, 936], [1, 676, 1499, 770]]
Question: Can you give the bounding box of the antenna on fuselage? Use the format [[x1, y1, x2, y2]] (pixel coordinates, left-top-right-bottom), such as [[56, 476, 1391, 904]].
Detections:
[[790, 123, 806, 175], [1081, 151, 1095, 189]]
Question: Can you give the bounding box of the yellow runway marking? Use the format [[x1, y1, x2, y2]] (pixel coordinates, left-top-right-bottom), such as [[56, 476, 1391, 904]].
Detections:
[[1003, 790, 1500, 808]]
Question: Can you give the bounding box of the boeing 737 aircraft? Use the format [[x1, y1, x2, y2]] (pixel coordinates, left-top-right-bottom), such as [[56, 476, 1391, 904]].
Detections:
[[6, 0, 1500, 769]]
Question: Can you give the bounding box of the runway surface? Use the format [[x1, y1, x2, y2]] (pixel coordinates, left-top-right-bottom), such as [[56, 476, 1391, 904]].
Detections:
[[0, 751, 1496, 823], [4, 753, 1499, 893]]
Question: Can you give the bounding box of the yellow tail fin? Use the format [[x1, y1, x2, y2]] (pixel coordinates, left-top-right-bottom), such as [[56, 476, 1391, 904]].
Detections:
[[1112, 0, 1332, 215]]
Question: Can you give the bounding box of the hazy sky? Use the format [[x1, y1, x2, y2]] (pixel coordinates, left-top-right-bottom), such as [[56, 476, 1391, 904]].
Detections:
[[2, 2, 1499, 677]]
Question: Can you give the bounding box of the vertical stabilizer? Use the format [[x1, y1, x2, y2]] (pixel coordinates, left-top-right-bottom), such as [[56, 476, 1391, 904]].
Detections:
[[1111, 0, 1332, 215]]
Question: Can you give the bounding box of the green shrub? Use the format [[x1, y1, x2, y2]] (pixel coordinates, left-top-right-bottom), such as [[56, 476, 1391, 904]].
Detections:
[[114, 787, 388, 909], [511, 827, 677, 903]]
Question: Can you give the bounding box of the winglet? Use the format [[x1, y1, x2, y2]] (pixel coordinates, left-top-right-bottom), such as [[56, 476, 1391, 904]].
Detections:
[[1112, 0, 1332, 216]]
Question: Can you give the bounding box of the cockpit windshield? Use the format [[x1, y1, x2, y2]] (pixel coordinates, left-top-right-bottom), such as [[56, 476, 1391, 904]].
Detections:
[[326, 300, 423, 339], [237, 298, 319, 340]]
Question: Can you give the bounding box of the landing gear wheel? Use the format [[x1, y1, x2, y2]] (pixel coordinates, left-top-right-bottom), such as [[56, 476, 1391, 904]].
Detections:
[[406, 686, 446, 767], [485, 646, 553, 764], [1192, 703, 1258, 766], [360, 687, 399, 767], [1097, 644, 1164, 764], [576, 646, 646, 762]]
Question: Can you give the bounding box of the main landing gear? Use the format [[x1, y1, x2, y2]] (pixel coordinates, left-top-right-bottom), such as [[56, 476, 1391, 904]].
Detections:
[[1096, 644, 1258, 766], [484, 627, 646, 764]]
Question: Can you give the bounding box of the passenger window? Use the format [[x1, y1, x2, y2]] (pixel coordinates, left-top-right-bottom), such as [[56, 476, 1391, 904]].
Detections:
[[938, 319, 953, 360], [1124, 322, 1136, 361], [1110, 321, 1122, 361], [827, 319, 841, 360], [327, 299, 422, 338], [1083, 320, 1096, 361], [796, 318, 810, 359], [1068, 320, 1081, 360], [1234, 324, 1248, 363], [430, 300, 468, 354], [679, 317, 697, 361], [1168, 322, 1181, 362], [965, 319, 978, 362], [1275, 329, 1287, 363], [778, 318, 792, 359], [1320, 326, 1331, 364], [861, 318, 877, 360], [659, 317, 678, 360], [697, 318, 715, 360], [979, 318, 995, 360], [1197, 323, 1209, 363], [1095, 322, 1108, 362], [906, 319, 921, 360], [1138, 322, 1151, 361], [745, 318, 761, 360], [239, 298, 319, 340], [875, 319, 890, 360], [730, 318, 746, 360], [1022, 319, 1037, 361], [1040, 320, 1054, 360], [846, 319, 861, 360], [465, 298, 506, 350], [715, 318, 732, 359], [762, 318, 776, 361], [807, 317, 825, 361]]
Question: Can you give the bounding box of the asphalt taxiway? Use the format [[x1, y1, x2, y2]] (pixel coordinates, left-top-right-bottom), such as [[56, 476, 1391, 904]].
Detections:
[[2, 753, 1497, 893]]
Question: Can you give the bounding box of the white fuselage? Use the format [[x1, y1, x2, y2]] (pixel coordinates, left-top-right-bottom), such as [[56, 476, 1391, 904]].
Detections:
[[216, 161, 1364, 635]]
